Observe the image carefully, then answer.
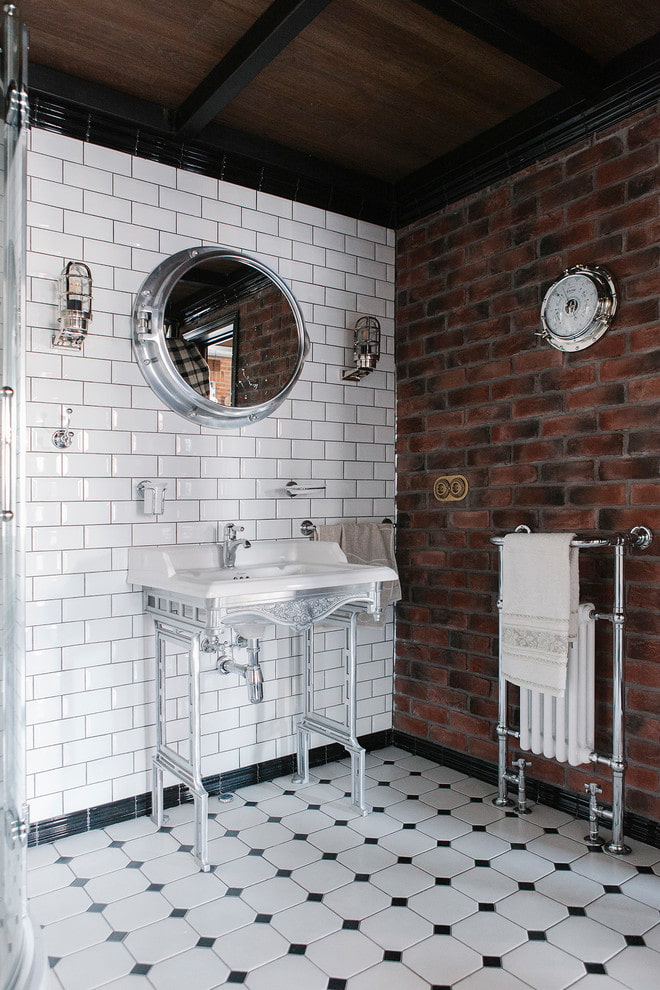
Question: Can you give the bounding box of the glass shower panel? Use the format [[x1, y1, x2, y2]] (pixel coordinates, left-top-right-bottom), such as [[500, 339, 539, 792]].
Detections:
[[1, 4, 29, 988]]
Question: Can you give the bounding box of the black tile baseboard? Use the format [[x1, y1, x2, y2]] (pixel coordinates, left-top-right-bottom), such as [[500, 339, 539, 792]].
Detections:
[[28, 727, 659, 850]]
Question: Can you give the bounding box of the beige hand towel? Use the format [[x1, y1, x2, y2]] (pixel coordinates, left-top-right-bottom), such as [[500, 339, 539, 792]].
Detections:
[[501, 532, 578, 696], [315, 521, 401, 624]]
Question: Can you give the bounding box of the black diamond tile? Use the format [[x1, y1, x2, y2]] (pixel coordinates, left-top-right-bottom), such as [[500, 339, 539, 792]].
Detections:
[[403, 823, 416, 829], [249, 849, 265, 857], [197, 937, 215, 948], [430, 985, 451, 990], [603, 884, 622, 894], [408, 795, 420, 801], [435, 878, 451, 886], [293, 833, 309, 841], [107, 931, 128, 942], [398, 856, 413, 864], [637, 865, 654, 874], [483, 956, 502, 967], [226, 888, 243, 897], [336, 820, 349, 827], [511, 843, 527, 850], [377, 781, 391, 787], [70, 877, 88, 887], [147, 883, 164, 892], [554, 863, 571, 871], [131, 964, 151, 975], [267, 817, 282, 824], [391, 897, 408, 907], [528, 931, 547, 941], [410, 771, 422, 777], [343, 919, 360, 930], [364, 837, 379, 845], [436, 840, 451, 847], [384, 950, 402, 961], [179, 845, 193, 854], [319, 779, 332, 785], [276, 869, 292, 878], [479, 903, 495, 912], [625, 934, 646, 946], [355, 873, 370, 882], [127, 861, 143, 869], [244, 801, 258, 807], [327, 979, 347, 990], [108, 840, 124, 848], [518, 882, 535, 891], [373, 806, 386, 813], [469, 797, 483, 803], [308, 804, 322, 810], [307, 892, 323, 902], [585, 963, 607, 975], [56, 856, 73, 864], [170, 908, 187, 918], [437, 810, 451, 816], [568, 906, 587, 916], [472, 825, 487, 832], [255, 914, 273, 924], [289, 944, 307, 955], [225, 830, 240, 838], [438, 783, 452, 790], [434, 925, 451, 935], [87, 903, 106, 913], [323, 852, 338, 860], [283, 790, 296, 796], [48, 958, 61, 968], [475, 859, 490, 868], [383, 760, 395, 765], [227, 973, 247, 984]]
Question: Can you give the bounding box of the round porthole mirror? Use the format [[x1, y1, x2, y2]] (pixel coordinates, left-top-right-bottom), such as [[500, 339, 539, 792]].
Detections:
[[132, 247, 309, 429]]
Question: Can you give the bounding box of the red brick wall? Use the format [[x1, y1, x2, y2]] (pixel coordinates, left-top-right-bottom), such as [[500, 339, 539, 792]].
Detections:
[[395, 104, 660, 822]]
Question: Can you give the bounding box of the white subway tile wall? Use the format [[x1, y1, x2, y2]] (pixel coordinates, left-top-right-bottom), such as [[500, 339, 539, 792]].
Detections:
[[25, 129, 397, 824]]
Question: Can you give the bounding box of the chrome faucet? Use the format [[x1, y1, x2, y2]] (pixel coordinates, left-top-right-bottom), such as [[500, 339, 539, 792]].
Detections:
[[222, 522, 251, 568]]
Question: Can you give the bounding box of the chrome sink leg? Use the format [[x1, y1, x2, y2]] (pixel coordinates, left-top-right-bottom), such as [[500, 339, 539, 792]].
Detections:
[[292, 628, 313, 785]]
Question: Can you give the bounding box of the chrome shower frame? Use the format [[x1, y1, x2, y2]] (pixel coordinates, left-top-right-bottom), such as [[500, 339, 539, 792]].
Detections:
[[491, 525, 652, 854]]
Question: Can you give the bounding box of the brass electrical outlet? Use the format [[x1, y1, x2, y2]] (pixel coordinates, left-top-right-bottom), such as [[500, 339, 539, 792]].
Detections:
[[433, 474, 469, 502]]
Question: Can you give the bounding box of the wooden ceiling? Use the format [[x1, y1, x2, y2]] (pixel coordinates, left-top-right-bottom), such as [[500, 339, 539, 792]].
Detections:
[[21, 0, 660, 225]]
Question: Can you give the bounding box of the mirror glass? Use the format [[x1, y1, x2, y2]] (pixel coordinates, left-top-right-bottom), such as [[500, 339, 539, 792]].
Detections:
[[133, 248, 309, 429]]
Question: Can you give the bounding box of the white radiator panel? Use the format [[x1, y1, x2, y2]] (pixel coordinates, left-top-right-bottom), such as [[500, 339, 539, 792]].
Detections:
[[518, 603, 595, 767]]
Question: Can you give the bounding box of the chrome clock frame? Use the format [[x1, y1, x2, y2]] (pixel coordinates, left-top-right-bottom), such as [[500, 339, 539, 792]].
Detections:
[[539, 264, 617, 353]]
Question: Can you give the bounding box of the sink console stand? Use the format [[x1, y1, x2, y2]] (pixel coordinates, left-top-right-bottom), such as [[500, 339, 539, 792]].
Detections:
[[142, 584, 384, 870]]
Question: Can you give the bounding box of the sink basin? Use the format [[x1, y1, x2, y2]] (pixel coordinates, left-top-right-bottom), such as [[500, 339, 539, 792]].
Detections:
[[127, 538, 398, 608]]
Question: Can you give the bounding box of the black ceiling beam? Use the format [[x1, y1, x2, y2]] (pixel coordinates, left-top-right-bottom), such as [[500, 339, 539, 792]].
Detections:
[[174, 0, 333, 139], [410, 0, 604, 97]]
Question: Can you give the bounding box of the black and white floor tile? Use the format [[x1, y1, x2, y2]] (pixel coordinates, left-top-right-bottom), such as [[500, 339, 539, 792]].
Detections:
[[29, 747, 660, 990]]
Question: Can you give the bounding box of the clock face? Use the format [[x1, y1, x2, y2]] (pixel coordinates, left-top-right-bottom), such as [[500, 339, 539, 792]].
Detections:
[[539, 265, 616, 352], [544, 273, 600, 338]]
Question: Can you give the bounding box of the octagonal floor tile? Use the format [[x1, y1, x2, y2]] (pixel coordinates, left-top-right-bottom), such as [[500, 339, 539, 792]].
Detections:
[[305, 929, 383, 980], [360, 904, 433, 951]]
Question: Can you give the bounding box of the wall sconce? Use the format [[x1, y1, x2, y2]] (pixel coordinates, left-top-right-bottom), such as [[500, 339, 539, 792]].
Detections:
[[52, 261, 92, 350], [342, 316, 381, 382]]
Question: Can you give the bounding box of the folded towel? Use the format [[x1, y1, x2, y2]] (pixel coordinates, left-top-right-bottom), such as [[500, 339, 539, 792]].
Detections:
[[501, 532, 578, 696], [315, 521, 401, 625]]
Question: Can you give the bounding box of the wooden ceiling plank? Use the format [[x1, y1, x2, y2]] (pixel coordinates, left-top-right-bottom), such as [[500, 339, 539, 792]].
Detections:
[[409, 0, 605, 96], [174, 0, 333, 138]]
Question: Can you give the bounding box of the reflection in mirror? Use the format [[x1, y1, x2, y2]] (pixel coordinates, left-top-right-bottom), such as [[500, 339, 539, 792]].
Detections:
[[163, 258, 300, 407], [132, 247, 309, 430]]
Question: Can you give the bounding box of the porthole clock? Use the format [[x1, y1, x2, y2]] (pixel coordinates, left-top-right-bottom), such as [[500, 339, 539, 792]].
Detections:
[[538, 264, 617, 352]]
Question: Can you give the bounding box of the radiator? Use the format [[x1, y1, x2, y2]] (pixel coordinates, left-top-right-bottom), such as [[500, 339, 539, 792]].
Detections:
[[518, 602, 595, 767]]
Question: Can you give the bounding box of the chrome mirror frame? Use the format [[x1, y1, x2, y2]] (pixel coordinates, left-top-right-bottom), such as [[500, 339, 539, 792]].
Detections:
[[132, 247, 309, 429]]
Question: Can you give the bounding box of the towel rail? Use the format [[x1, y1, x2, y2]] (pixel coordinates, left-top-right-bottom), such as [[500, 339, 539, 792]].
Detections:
[[490, 524, 653, 854], [301, 517, 394, 538]]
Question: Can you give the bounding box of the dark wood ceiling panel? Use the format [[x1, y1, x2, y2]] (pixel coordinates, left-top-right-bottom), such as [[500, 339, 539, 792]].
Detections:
[[22, 0, 273, 108], [506, 0, 660, 62], [216, 0, 559, 180]]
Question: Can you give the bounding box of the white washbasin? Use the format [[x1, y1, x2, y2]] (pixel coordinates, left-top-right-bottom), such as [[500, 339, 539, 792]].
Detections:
[[127, 538, 398, 604]]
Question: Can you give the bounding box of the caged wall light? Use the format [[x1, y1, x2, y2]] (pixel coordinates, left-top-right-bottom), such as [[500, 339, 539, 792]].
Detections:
[[342, 315, 381, 382], [52, 261, 92, 350]]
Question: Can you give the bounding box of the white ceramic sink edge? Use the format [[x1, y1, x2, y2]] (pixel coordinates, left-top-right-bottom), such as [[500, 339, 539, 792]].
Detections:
[[127, 538, 398, 602]]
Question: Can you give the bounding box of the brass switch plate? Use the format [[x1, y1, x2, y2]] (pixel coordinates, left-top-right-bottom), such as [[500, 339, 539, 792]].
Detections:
[[433, 474, 469, 502]]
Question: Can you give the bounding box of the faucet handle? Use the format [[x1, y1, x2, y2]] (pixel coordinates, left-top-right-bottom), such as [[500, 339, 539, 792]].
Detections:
[[222, 522, 244, 540]]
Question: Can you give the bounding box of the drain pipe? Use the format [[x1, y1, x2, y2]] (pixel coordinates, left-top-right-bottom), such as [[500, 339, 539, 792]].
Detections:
[[217, 636, 264, 704]]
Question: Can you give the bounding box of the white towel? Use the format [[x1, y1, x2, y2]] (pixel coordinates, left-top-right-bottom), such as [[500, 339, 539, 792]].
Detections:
[[315, 521, 401, 624], [501, 532, 579, 696]]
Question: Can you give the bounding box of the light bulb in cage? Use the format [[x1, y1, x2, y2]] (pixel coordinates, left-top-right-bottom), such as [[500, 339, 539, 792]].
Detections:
[[342, 315, 381, 381], [53, 261, 93, 350]]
